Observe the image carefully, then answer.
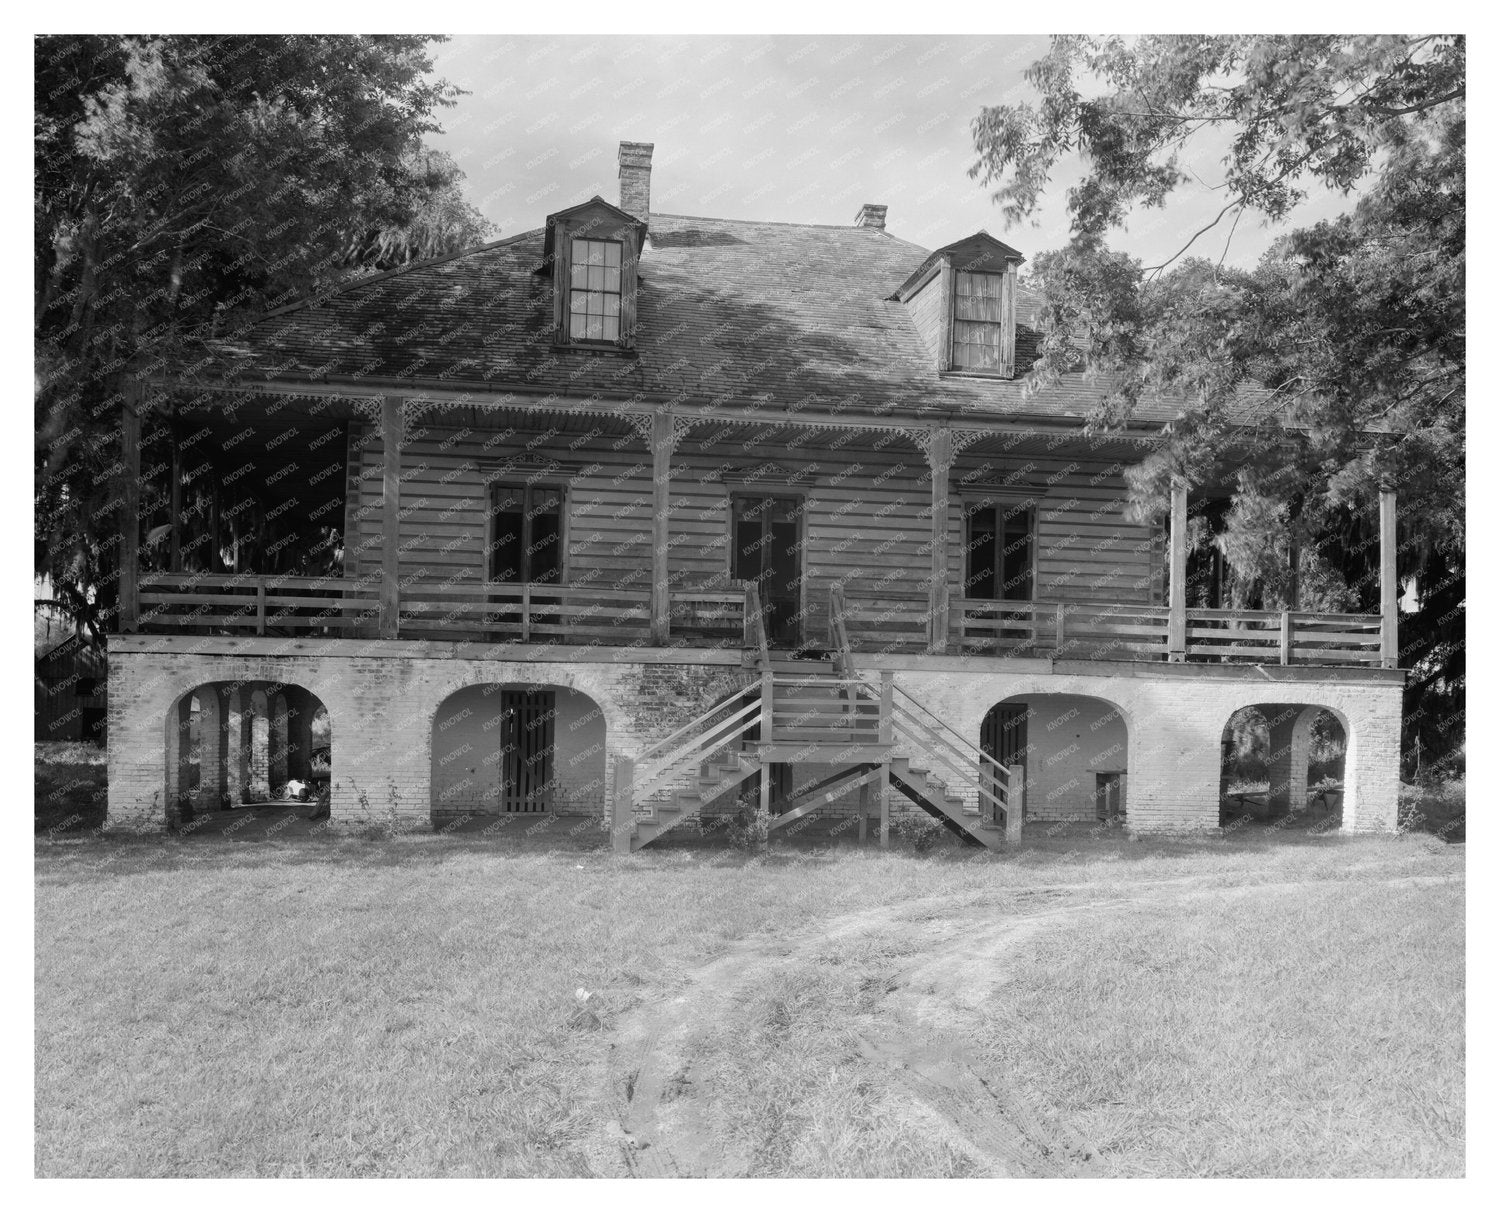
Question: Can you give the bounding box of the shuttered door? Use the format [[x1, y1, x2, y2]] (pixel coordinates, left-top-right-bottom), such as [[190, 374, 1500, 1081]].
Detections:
[[500, 689, 555, 813], [981, 703, 1028, 821]]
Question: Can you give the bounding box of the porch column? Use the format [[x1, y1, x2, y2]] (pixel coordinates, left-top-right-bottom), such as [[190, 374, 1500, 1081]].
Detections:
[[650, 410, 673, 646], [1167, 477, 1188, 661], [228, 685, 252, 803], [117, 387, 142, 633], [248, 688, 270, 801], [1379, 487, 1398, 669], [925, 428, 954, 654], [269, 693, 289, 794], [378, 395, 402, 639], [168, 416, 182, 573], [214, 685, 232, 809]]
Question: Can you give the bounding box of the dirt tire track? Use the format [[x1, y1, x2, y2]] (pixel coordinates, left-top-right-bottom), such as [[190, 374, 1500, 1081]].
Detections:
[[597, 869, 1459, 1177]]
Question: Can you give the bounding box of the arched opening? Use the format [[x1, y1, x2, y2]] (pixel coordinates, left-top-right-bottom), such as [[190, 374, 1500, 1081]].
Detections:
[[1219, 704, 1346, 825], [980, 694, 1130, 827], [164, 681, 331, 823], [430, 683, 607, 826]]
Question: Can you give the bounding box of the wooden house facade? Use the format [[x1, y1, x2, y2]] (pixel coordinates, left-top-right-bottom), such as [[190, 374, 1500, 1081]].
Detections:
[[106, 142, 1405, 847]]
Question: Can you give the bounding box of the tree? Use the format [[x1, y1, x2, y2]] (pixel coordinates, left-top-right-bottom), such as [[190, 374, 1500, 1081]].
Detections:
[[35, 35, 495, 642], [970, 35, 1464, 777]]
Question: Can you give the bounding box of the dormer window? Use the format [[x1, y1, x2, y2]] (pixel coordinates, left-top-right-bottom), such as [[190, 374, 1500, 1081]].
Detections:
[[892, 232, 1025, 378], [539, 194, 645, 352], [569, 238, 623, 343], [953, 271, 1005, 371]]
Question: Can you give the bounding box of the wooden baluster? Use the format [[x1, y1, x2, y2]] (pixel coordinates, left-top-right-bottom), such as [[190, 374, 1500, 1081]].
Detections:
[[1280, 609, 1293, 665], [256, 579, 267, 636], [1054, 602, 1066, 651]]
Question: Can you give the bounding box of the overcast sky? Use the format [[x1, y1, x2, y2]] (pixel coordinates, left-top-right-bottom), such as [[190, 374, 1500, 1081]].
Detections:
[[426, 34, 1357, 270]]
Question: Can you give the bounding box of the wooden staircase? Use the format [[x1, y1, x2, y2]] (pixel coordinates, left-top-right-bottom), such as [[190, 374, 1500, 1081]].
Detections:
[[610, 586, 1023, 852]]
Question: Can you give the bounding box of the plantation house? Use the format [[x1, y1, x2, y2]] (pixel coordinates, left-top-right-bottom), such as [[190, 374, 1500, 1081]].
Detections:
[[108, 141, 1404, 849]]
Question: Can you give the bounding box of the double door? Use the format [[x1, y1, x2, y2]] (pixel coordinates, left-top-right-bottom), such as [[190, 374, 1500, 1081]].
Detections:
[[732, 494, 803, 648]]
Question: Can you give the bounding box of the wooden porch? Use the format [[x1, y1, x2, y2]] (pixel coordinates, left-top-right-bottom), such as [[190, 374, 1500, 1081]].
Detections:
[[133, 572, 1388, 667]]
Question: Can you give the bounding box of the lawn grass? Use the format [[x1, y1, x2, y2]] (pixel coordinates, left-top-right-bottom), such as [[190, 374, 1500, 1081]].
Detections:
[[35, 828, 1463, 1176], [973, 878, 1465, 1176]]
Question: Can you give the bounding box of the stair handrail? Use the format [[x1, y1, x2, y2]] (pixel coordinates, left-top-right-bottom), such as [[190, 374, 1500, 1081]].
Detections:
[[633, 694, 764, 800], [744, 580, 771, 670], [889, 703, 1008, 818], [880, 681, 1010, 817], [634, 683, 759, 772]]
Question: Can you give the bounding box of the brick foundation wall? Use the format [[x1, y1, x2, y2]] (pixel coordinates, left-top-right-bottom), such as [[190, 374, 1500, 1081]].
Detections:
[[107, 639, 1401, 835], [107, 640, 750, 831]]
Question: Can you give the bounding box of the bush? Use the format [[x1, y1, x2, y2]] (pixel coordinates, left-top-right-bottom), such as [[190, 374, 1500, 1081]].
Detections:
[[35, 742, 107, 833], [895, 812, 946, 853]]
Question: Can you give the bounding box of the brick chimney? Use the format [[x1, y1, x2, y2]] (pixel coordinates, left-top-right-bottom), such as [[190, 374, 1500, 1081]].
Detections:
[[854, 203, 888, 231], [618, 141, 653, 226]]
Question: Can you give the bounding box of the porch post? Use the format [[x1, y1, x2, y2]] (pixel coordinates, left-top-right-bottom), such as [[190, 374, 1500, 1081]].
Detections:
[[117, 386, 142, 633], [1167, 477, 1188, 661], [1006, 763, 1025, 842], [611, 756, 635, 854], [378, 395, 402, 639], [650, 410, 673, 646], [168, 416, 182, 573], [926, 428, 954, 654], [1379, 487, 1398, 669]]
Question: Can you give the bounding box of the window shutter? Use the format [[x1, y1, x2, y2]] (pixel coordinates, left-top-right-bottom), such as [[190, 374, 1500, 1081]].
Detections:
[[618, 249, 638, 349], [937, 259, 955, 372], [1000, 265, 1017, 378], [552, 227, 571, 345]]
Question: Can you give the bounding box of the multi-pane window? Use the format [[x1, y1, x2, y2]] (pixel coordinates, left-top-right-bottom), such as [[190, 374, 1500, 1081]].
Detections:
[[568, 238, 622, 343], [489, 484, 564, 584], [953, 271, 1004, 371], [965, 502, 1035, 601]]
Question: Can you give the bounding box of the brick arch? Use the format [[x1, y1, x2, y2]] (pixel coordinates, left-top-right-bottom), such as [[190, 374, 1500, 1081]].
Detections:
[[427, 678, 611, 820], [1219, 700, 1351, 824], [981, 690, 1134, 825], [160, 679, 331, 823]]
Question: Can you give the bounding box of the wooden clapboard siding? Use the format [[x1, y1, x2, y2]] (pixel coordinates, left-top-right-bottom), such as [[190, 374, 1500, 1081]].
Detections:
[[348, 424, 1165, 629], [948, 459, 1160, 607]]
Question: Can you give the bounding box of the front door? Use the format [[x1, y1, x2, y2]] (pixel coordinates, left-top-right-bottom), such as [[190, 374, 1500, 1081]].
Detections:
[[732, 494, 803, 647]]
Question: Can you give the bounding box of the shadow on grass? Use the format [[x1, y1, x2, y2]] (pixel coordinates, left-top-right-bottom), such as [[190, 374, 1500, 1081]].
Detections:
[[35, 809, 1441, 885]]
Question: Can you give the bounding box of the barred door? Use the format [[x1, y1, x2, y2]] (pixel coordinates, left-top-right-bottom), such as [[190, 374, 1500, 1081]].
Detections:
[[499, 689, 555, 812], [981, 703, 1028, 821]]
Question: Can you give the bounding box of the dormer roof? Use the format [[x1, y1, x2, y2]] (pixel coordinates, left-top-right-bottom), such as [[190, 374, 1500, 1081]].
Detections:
[[892, 230, 1026, 303], [539, 195, 647, 264]]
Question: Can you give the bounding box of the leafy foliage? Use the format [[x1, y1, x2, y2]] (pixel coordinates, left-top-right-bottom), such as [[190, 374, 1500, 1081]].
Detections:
[[35, 35, 495, 641], [972, 35, 1464, 775]]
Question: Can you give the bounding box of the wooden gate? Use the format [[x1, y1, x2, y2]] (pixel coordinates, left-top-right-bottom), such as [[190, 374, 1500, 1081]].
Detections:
[[499, 689, 555, 813]]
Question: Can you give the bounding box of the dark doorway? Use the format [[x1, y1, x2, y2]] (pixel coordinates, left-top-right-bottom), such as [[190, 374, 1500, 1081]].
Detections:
[[980, 702, 1028, 818], [499, 689, 555, 812], [731, 494, 803, 647]]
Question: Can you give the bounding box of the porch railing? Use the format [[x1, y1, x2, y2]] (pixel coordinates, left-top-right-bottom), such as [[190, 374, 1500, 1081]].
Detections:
[[135, 572, 1383, 668], [399, 579, 650, 643], [138, 572, 380, 636]]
